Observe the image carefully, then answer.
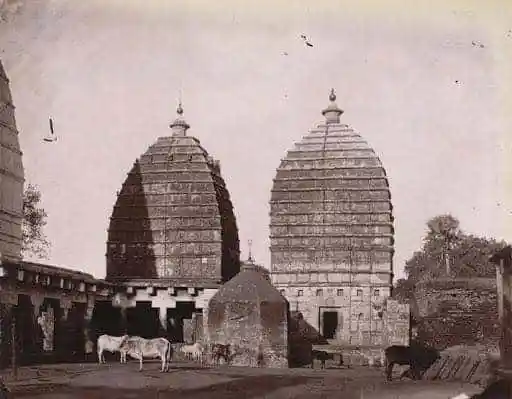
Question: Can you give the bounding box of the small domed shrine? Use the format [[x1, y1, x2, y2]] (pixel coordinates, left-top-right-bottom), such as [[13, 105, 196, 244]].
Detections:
[[105, 103, 240, 343], [206, 256, 289, 368], [269, 90, 394, 345], [0, 59, 24, 262]]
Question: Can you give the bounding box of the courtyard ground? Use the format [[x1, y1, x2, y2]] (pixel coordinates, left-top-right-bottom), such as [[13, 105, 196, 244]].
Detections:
[[0, 361, 483, 399]]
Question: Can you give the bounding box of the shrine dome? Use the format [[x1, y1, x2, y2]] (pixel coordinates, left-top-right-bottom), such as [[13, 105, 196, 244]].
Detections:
[[269, 90, 394, 284], [106, 103, 240, 284], [0, 59, 24, 262]]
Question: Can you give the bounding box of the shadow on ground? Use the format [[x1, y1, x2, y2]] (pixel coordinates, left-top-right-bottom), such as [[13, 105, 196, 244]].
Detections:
[[13, 374, 323, 399]]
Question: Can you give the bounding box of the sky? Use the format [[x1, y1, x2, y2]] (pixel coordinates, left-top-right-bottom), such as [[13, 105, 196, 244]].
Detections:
[[1, 0, 512, 280]]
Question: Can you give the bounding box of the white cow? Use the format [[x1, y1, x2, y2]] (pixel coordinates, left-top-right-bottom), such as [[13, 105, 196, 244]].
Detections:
[[180, 342, 204, 362], [119, 336, 172, 372], [97, 334, 129, 364]]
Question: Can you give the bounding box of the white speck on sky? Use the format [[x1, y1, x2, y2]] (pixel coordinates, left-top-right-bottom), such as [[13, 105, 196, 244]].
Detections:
[[1, 0, 512, 279]]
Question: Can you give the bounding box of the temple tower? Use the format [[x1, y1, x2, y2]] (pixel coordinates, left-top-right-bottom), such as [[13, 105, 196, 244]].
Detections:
[[0, 59, 24, 262], [269, 90, 394, 345], [105, 102, 240, 343]]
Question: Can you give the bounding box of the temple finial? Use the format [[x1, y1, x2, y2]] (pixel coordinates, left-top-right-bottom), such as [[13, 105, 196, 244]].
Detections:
[[169, 94, 190, 136], [329, 88, 336, 102], [322, 87, 344, 123], [248, 239, 253, 262]]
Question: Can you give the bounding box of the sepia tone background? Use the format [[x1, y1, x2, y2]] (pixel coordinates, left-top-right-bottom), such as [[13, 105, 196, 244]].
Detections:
[[1, 0, 511, 280]]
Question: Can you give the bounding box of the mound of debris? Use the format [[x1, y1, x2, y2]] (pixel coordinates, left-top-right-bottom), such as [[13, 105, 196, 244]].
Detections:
[[423, 344, 500, 386]]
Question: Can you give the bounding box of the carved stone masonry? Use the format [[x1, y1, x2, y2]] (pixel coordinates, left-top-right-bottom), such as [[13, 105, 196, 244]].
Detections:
[[60, 297, 72, 321], [83, 298, 95, 354], [37, 305, 55, 352]]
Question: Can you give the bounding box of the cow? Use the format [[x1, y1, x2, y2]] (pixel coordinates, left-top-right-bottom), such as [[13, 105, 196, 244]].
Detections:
[[96, 334, 129, 364], [119, 335, 143, 364], [384, 344, 440, 381], [180, 342, 204, 362], [119, 336, 172, 372], [211, 343, 231, 366], [0, 378, 9, 399], [311, 349, 334, 369]]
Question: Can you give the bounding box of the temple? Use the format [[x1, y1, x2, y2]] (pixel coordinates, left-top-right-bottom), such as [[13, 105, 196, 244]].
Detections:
[[0, 60, 24, 262], [269, 89, 395, 345], [104, 102, 240, 342]]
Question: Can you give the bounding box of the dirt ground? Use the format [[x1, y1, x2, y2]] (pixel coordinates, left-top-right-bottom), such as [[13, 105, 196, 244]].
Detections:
[[0, 361, 483, 399]]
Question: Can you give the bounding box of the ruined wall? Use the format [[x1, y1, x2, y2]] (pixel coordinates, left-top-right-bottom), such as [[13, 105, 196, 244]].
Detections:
[[382, 299, 410, 346], [415, 279, 499, 350], [206, 300, 288, 368]]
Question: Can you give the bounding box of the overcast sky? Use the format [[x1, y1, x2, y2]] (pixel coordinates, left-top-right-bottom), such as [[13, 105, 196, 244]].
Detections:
[[1, 0, 512, 279]]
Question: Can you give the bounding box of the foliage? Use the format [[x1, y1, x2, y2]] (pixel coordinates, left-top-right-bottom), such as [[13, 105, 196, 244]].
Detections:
[[403, 214, 507, 281], [392, 278, 415, 302], [22, 184, 50, 259]]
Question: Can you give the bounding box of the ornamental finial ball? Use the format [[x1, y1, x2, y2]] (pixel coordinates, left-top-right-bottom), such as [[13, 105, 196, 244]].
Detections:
[[177, 102, 183, 115], [329, 88, 336, 102]]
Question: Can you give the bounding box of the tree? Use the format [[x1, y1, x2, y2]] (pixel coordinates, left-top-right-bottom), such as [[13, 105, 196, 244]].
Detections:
[[425, 214, 461, 275], [22, 184, 50, 259], [403, 214, 507, 281]]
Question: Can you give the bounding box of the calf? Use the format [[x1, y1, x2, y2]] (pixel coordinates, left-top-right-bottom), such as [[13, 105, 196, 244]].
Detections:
[[180, 342, 204, 362], [311, 350, 334, 369], [119, 336, 172, 372], [384, 344, 440, 381], [97, 334, 129, 364], [211, 343, 231, 366]]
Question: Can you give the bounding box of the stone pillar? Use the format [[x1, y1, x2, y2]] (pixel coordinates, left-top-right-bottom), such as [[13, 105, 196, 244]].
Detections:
[[0, 302, 15, 366], [30, 293, 45, 354], [83, 299, 95, 354], [120, 307, 128, 334], [158, 307, 167, 331], [57, 297, 72, 360]]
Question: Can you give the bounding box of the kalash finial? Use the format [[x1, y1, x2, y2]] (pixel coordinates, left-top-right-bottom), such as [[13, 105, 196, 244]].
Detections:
[[247, 239, 254, 263], [169, 97, 190, 136], [329, 88, 336, 102], [322, 87, 344, 124]]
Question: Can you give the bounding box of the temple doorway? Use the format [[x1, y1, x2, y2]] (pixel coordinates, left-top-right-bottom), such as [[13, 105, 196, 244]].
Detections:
[[167, 302, 200, 343], [320, 307, 340, 340], [126, 302, 160, 338]]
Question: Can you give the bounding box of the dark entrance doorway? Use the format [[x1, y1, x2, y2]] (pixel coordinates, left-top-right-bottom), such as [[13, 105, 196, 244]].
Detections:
[[168, 302, 197, 343], [322, 311, 339, 340]]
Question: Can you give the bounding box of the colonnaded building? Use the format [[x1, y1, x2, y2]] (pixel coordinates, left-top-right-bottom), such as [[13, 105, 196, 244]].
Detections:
[[270, 90, 395, 345]]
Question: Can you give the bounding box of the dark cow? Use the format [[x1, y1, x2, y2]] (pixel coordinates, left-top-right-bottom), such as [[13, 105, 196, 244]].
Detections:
[[211, 343, 231, 366], [0, 379, 9, 399], [311, 349, 334, 369], [384, 344, 440, 381]]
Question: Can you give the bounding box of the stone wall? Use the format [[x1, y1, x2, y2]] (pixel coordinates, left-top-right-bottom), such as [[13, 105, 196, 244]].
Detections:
[[382, 299, 410, 346], [206, 300, 288, 368], [415, 279, 499, 350]]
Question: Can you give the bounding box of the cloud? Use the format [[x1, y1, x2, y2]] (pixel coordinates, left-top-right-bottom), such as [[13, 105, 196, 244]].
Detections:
[[0, 0, 23, 23]]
